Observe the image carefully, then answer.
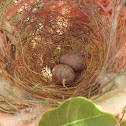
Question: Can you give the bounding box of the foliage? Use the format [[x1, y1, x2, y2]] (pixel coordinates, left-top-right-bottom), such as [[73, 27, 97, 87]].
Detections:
[[121, 120, 126, 126], [38, 97, 117, 126]]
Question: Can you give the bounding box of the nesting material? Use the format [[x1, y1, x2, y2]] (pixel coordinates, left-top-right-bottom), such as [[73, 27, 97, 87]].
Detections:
[[0, 0, 110, 101], [0, 0, 125, 112]]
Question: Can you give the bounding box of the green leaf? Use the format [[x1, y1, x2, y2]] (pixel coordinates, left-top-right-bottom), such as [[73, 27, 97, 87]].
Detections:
[[38, 97, 117, 126], [121, 120, 126, 126]]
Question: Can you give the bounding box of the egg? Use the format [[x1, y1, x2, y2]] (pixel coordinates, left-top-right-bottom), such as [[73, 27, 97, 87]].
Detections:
[[60, 53, 85, 72], [52, 64, 75, 83]]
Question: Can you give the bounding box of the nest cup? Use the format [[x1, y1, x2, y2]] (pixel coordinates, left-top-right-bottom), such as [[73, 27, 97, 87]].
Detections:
[[0, 0, 113, 103]]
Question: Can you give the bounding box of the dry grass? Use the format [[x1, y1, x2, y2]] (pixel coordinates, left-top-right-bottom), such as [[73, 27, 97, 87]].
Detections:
[[0, 0, 125, 114]]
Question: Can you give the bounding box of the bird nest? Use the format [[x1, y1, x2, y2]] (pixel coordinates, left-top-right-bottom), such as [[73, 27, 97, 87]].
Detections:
[[0, 0, 124, 107]]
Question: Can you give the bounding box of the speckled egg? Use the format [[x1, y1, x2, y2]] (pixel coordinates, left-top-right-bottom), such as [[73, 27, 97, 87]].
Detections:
[[52, 64, 75, 83], [60, 53, 85, 72]]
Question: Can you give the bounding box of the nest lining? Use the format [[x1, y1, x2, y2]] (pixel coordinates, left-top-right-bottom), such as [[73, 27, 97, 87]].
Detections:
[[0, 0, 122, 104]]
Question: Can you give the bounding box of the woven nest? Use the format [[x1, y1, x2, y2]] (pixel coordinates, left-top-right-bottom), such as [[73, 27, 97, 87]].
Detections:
[[0, 0, 124, 106]]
